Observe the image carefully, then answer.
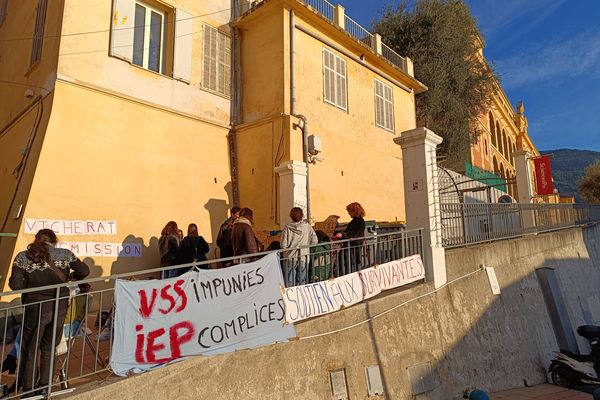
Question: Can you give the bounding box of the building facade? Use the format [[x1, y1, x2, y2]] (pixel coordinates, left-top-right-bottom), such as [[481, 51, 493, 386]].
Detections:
[[0, 0, 422, 283]]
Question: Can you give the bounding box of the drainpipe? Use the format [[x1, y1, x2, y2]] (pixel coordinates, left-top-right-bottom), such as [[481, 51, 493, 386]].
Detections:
[[289, 9, 312, 223]]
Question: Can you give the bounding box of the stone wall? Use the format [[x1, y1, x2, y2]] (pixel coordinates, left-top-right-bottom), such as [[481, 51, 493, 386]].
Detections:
[[71, 224, 600, 400]]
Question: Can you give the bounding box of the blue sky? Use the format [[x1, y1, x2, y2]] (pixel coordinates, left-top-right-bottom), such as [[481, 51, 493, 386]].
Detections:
[[338, 0, 600, 152]]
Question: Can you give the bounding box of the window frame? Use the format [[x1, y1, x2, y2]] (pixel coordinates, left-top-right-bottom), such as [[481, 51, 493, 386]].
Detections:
[[322, 48, 348, 112], [374, 78, 395, 132], [29, 0, 48, 68], [0, 0, 8, 27], [132, 1, 168, 74], [201, 23, 232, 99]]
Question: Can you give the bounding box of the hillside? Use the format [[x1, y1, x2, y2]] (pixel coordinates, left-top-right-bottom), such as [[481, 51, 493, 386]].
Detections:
[[541, 149, 600, 201]]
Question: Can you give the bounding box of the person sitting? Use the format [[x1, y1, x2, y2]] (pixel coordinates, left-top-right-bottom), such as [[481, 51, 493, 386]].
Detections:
[[311, 230, 332, 282]]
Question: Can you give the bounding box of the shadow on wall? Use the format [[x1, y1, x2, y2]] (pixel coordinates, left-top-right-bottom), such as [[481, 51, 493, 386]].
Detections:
[[203, 182, 234, 259], [389, 225, 600, 398], [110, 234, 159, 277]]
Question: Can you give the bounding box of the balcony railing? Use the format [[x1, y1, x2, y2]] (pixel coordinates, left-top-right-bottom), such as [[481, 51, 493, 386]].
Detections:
[[305, 0, 334, 21], [344, 14, 374, 48], [238, 0, 409, 74], [440, 203, 600, 248]]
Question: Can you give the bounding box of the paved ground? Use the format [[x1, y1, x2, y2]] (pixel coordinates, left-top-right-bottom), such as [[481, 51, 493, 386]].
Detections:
[[492, 384, 594, 399]]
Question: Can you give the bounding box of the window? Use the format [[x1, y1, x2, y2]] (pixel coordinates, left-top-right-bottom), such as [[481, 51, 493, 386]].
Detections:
[[133, 2, 167, 73], [202, 24, 231, 97], [0, 0, 8, 26], [29, 0, 48, 67], [322, 48, 347, 111], [374, 79, 394, 132]]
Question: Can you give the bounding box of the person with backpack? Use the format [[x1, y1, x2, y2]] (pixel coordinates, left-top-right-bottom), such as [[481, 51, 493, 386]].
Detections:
[[216, 206, 240, 266], [9, 229, 89, 398], [178, 223, 210, 273]]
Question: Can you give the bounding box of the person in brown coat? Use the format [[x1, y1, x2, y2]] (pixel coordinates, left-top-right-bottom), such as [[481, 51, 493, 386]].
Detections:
[[231, 208, 262, 261]]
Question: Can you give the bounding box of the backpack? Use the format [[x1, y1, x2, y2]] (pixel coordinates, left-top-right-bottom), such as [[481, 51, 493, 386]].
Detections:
[[216, 220, 233, 251]]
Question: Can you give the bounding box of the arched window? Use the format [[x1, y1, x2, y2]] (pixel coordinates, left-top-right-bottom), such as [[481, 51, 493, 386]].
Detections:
[[499, 162, 505, 177], [493, 156, 499, 175], [489, 112, 496, 147], [502, 130, 508, 159], [495, 121, 501, 149], [484, 139, 488, 155]]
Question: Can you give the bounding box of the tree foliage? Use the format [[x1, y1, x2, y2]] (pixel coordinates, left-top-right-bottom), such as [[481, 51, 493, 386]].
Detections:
[[578, 160, 600, 204], [374, 0, 497, 170]]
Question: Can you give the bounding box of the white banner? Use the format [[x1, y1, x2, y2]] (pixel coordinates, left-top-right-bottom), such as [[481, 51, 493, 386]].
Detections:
[[57, 242, 142, 258], [110, 253, 296, 376], [24, 218, 117, 235], [283, 255, 425, 323]]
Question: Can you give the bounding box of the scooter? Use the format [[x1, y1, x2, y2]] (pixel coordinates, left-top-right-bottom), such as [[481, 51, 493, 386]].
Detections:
[[549, 325, 600, 387]]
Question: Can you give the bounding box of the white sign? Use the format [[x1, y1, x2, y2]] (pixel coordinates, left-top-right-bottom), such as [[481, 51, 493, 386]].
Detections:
[[485, 267, 501, 295], [110, 253, 296, 376], [283, 255, 425, 323], [56, 242, 142, 258], [24, 218, 117, 235]]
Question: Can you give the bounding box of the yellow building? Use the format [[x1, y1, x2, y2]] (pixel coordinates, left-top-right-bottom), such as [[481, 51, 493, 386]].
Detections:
[[0, 0, 422, 283], [233, 0, 425, 228], [468, 41, 557, 202]]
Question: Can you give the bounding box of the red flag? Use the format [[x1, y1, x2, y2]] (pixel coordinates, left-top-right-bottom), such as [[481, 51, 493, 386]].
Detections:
[[533, 155, 554, 195]]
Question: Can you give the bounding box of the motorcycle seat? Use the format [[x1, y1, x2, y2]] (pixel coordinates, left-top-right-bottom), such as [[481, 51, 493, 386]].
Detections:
[[578, 325, 600, 340], [560, 349, 594, 362]]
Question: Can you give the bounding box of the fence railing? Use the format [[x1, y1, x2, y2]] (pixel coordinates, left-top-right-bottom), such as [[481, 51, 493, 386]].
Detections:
[[0, 229, 422, 398], [381, 43, 407, 72], [343, 15, 374, 48], [440, 203, 600, 248], [305, 0, 335, 21]]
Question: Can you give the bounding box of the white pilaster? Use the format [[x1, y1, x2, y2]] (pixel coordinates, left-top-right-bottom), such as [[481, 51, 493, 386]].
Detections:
[[274, 160, 308, 227], [394, 127, 447, 288], [514, 150, 536, 228], [333, 5, 345, 29]]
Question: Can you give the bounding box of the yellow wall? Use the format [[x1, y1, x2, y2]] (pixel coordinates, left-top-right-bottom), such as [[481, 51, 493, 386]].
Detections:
[[0, 0, 65, 283], [58, 0, 232, 126], [3, 81, 232, 286], [235, 1, 418, 228]]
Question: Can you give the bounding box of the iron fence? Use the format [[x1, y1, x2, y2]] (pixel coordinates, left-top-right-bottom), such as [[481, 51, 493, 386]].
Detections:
[[305, 0, 335, 21], [343, 15, 374, 48], [381, 43, 407, 72], [440, 203, 600, 248], [0, 229, 422, 398]]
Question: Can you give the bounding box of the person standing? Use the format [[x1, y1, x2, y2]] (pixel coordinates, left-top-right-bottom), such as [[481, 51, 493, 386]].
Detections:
[[231, 208, 262, 261], [280, 207, 317, 286], [9, 229, 89, 397], [342, 203, 366, 273], [159, 221, 180, 278], [179, 223, 210, 273], [216, 207, 240, 265]]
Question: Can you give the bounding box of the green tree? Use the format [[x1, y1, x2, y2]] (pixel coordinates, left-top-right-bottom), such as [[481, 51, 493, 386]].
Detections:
[[374, 0, 497, 170], [578, 160, 600, 203]]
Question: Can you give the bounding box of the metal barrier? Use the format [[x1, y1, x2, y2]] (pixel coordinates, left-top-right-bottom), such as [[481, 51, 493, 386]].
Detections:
[[343, 15, 374, 48], [305, 0, 335, 21], [0, 229, 422, 398], [440, 203, 600, 248], [381, 43, 407, 72]]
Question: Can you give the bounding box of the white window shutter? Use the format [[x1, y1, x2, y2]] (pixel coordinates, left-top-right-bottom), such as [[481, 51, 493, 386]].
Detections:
[[173, 8, 193, 83], [110, 0, 135, 61]]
